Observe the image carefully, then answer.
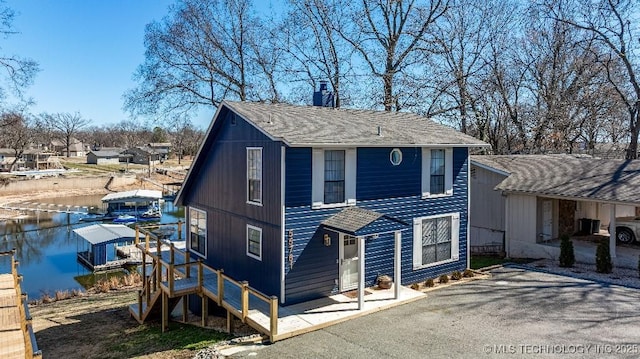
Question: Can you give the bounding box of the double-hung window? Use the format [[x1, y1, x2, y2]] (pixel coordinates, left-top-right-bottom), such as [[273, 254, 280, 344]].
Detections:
[[189, 207, 207, 257], [413, 213, 460, 269], [421, 148, 453, 198], [247, 147, 262, 204], [312, 148, 356, 208], [324, 150, 345, 204], [247, 224, 262, 260]]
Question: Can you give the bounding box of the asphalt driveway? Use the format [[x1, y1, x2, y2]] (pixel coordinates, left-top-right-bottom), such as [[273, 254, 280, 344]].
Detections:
[[229, 266, 640, 358]]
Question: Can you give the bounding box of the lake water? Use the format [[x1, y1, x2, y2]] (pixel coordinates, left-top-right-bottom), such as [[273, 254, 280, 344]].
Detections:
[[0, 194, 185, 298]]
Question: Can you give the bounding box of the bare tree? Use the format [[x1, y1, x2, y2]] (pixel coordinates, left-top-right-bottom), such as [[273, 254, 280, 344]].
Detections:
[[336, 0, 449, 111], [281, 0, 353, 107], [0, 2, 38, 110], [549, 0, 640, 158], [40, 112, 90, 157], [0, 112, 33, 170], [124, 0, 280, 121]]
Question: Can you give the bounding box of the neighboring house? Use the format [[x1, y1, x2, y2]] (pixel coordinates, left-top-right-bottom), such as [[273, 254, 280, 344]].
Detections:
[[0, 148, 18, 172], [51, 138, 86, 157], [22, 149, 58, 170], [470, 154, 640, 262], [87, 148, 124, 165], [121, 146, 164, 165], [148, 142, 172, 158], [175, 99, 487, 307]]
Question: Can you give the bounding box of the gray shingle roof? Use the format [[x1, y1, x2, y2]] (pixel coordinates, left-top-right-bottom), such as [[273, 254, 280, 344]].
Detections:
[[91, 149, 123, 157], [471, 154, 640, 204], [223, 101, 488, 147], [322, 207, 408, 236]]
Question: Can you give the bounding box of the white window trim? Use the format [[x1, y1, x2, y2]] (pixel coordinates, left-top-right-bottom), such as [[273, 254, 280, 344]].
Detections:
[[421, 147, 453, 199], [412, 212, 460, 270], [246, 147, 263, 206], [311, 148, 357, 209], [188, 207, 207, 259], [246, 224, 263, 261]]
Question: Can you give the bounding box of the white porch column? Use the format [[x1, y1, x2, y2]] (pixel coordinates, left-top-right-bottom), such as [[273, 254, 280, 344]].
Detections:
[[610, 204, 617, 259], [358, 236, 365, 310], [394, 231, 401, 299]]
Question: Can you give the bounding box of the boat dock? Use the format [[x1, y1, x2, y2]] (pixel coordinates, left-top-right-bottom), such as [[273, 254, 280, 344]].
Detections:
[[0, 201, 98, 215], [0, 250, 41, 358]]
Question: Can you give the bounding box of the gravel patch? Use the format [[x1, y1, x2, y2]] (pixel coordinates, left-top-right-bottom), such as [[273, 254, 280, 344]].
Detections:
[[513, 258, 640, 289], [192, 334, 264, 359]]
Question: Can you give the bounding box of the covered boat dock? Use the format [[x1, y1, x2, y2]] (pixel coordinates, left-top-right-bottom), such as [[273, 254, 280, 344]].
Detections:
[[74, 224, 138, 271], [101, 189, 163, 216]]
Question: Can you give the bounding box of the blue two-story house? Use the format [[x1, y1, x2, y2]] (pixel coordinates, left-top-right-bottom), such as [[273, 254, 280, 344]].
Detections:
[[175, 99, 487, 306]]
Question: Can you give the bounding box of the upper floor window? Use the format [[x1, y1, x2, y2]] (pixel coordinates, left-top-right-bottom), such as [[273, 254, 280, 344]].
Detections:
[[189, 207, 207, 257], [312, 148, 356, 209], [324, 150, 345, 204], [247, 147, 262, 205], [422, 148, 453, 198]]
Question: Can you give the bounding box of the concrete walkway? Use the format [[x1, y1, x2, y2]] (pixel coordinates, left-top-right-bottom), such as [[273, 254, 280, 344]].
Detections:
[[543, 236, 640, 269]]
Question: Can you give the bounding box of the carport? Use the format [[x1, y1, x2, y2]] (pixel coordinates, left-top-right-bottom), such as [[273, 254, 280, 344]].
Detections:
[[471, 155, 640, 266]]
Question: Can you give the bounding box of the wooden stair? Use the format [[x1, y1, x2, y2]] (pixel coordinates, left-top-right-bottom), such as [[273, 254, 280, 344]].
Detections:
[[129, 291, 182, 323]]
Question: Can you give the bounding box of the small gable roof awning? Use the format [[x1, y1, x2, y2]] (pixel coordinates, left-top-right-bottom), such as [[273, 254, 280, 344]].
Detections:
[[321, 207, 409, 237]]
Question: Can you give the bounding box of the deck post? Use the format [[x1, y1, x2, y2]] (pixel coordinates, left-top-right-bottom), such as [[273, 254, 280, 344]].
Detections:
[[156, 236, 161, 259], [142, 251, 147, 286], [197, 259, 203, 292], [185, 249, 190, 278], [145, 233, 150, 252], [156, 259, 162, 291], [135, 226, 139, 246], [217, 269, 224, 305], [177, 220, 182, 240], [137, 290, 143, 320], [269, 296, 278, 342], [170, 243, 175, 264], [241, 281, 249, 322], [357, 236, 365, 310], [169, 263, 174, 294], [182, 296, 188, 322], [162, 292, 168, 333], [394, 231, 402, 299], [226, 310, 235, 334], [201, 295, 208, 327]]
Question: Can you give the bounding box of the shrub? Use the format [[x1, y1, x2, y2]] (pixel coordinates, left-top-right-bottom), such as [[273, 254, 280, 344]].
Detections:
[[463, 269, 475, 278], [424, 278, 435, 287], [438, 274, 449, 284], [559, 234, 575, 268], [410, 283, 420, 290], [451, 270, 463, 280], [595, 241, 612, 274]]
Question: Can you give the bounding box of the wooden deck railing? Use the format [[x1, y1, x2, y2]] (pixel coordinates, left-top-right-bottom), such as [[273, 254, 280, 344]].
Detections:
[[1, 249, 41, 358], [131, 226, 280, 341]]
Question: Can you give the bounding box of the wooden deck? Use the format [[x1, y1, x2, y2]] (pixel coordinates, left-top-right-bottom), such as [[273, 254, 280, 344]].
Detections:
[[0, 251, 41, 358], [128, 229, 426, 342]]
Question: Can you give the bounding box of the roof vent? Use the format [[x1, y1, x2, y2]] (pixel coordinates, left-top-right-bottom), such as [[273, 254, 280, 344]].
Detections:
[[377, 126, 382, 136]]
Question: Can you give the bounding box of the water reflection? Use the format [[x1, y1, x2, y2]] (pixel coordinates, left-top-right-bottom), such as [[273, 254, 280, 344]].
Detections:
[[0, 194, 184, 298]]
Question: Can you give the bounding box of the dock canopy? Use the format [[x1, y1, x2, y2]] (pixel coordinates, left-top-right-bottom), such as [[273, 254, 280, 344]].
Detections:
[[321, 207, 408, 237], [101, 189, 163, 203], [74, 224, 137, 245], [74, 224, 137, 269]]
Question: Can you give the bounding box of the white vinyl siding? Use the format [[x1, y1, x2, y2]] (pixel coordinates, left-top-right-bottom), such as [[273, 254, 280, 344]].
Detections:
[[413, 212, 460, 269], [421, 148, 453, 198], [189, 207, 207, 258], [247, 147, 262, 205], [247, 224, 262, 260], [312, 148, 356, 209]]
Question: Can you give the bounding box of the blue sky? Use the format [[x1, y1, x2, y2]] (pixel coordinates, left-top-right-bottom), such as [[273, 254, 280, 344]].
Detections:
[[1, 0, 204, 128]]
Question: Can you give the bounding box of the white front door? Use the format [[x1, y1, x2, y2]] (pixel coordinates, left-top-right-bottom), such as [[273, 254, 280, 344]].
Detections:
[[542, 200, 553, 241], [339, 233, 359, 291]]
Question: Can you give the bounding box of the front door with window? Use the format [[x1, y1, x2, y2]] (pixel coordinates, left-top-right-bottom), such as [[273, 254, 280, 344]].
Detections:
[[339, 233, 358, 291]]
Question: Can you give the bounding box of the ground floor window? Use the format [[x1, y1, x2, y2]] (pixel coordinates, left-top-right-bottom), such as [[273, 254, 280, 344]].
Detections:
[[247, 224, 262, 260], [189, 207, 207, 257], [413, 212, 460, 269]]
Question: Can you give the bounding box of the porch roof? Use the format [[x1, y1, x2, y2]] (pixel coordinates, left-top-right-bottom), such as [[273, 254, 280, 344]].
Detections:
[[471, 154, 640, 205], [321, 207, 408, 237]]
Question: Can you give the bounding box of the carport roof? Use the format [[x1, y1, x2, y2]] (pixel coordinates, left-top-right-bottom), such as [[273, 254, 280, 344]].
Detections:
[[471, 154, 640, 205], [322, 207, 408, 237]]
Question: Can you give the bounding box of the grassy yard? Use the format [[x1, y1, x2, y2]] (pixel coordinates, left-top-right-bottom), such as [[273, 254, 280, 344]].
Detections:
[[470, 255, 508, 270]]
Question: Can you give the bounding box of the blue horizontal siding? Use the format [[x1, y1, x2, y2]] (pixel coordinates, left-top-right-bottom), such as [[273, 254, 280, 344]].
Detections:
[[283, 147, 470, 305]]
